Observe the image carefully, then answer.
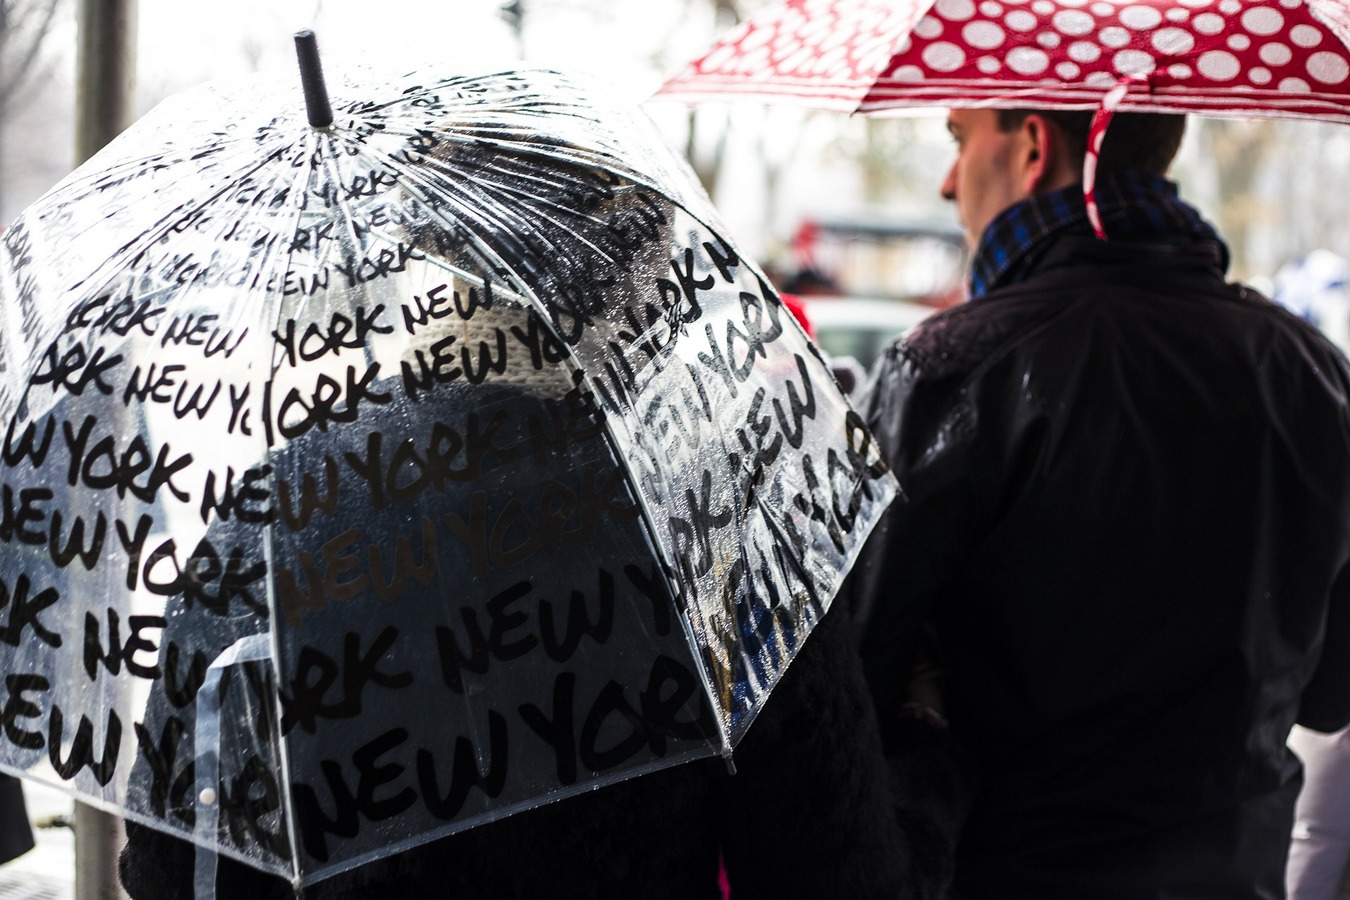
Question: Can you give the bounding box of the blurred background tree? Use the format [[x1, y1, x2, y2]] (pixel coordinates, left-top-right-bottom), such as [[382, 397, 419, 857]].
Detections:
[[0, 0, 67, 214]]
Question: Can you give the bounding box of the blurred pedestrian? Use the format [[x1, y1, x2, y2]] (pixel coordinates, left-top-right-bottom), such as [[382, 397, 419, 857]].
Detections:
[[849, 106, 1350, 899], [0, 775, 34, 866], [780, 267, 840, 298], [1273, 249, 1350, 354]]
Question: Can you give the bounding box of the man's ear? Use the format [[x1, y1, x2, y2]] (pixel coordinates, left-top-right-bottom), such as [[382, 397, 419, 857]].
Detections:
[[1019, 114, 1075, 194]]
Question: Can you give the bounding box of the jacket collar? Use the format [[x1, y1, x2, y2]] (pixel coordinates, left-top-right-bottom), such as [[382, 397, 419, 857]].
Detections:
[[1029, 233, 1231, 281]]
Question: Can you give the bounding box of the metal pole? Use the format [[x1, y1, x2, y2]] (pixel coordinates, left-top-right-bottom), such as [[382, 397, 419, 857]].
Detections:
[[73, 3, 137, 894], [74, 804, 128, 900], [75, 0, 136, 164]]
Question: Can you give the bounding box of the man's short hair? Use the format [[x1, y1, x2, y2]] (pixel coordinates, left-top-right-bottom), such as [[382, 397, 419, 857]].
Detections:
[[995, 108, 1186, 176]]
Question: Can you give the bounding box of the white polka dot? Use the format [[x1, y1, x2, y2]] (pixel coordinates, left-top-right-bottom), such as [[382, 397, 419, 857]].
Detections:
[[740, 26, 773, 51], [1007, 46, 1051, 74], [1308, 51, 1350, 84], [1168, 63, 1194, 78], [732, 48, 771, 73], [1280, 76, 1311, 91], [1038, 31, 1062, 47], [897, 36, 914, 54], [914, 16, 945, 38], [1005, 9, 1038, 30], [1086, 71, 1119, 86], [936, 0, 977, 20], [1193, 12, 1225, 34], [1291, 25, 1322, 47], [1197, 49, 1241, 80], [1279, 0, 1299, 6], [1100, 26, 1131, 47], [701, 44, 734, 71], [1114, 49, 1156, 74], [778, 45, 817, 73], [1219, 0, 1240, 12], [1070, 40, 1103, 62], [978, 56, 1002, 73], [1053, 9, 1096, 34], [964, 21, 1007, 48], [1178, 0, 1213, 6], [980, 1, 1004, 14], [892, 64, 926, 81], [815, 46, 850, 72], [1120, 5, 1163, 28], [922, 41, 967, 71], [1032, 0, 1054, 12], [1092, 1, 1114, 13], [1249, 66, 1272, 84], [1228, 34, 1251, 51], [1259, 42, 1292, 65], [1165, 7, 1190, 21], [1153, 27, 1195, 55], [1240, 7, 1283, 35], [1057, 61, 1083, 78]]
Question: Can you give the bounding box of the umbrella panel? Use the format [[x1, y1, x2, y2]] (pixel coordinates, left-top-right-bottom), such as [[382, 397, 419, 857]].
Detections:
[[656, 0, 1350, 123]]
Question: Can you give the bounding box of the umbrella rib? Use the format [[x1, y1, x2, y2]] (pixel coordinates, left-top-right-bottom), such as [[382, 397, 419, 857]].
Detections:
[[258, 130, 348, 885]]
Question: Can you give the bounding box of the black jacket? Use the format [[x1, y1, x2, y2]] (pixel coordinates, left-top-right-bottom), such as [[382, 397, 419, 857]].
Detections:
[[851, 235, 1350, 899]]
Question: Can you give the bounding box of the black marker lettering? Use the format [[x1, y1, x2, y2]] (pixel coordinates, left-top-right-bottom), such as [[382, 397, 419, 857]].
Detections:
[[416, 710, 508, 820]]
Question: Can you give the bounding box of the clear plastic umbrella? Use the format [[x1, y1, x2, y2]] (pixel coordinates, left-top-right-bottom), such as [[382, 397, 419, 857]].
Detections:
[[0, 34, 896, 889]]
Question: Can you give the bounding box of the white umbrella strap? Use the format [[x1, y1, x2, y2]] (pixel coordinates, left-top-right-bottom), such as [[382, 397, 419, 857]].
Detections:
[[1084, 75, 1151, 241], [193, 634, 274, 899]]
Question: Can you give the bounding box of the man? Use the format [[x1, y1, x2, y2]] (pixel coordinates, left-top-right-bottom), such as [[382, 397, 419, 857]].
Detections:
[[850, 107, 1350, 898]]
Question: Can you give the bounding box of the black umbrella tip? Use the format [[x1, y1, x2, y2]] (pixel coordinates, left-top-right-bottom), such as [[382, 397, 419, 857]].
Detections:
[[294, 29, 334, 129]]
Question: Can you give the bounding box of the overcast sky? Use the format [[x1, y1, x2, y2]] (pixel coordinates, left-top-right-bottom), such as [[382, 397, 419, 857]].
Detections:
[[132, 0, 719, 112]]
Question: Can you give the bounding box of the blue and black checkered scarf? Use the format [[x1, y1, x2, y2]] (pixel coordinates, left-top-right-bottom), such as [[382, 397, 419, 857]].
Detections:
[[968, 170, 1229, 299]]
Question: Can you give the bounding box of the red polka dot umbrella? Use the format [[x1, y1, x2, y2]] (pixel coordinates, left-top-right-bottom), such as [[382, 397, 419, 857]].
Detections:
[[658, 0, 1350, 235], [658, 0, 1350, 122]]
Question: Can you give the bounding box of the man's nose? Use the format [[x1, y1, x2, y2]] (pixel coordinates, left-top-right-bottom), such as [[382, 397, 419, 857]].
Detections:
[[940, 161, 957, 202]]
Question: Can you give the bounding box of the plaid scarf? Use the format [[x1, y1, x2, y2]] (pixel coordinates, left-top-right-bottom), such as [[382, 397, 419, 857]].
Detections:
[[968, 170, 1229, 299]]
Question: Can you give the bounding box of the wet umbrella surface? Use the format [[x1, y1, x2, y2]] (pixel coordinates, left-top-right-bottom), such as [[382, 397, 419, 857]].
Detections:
[[0, 55, 896, 887]]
